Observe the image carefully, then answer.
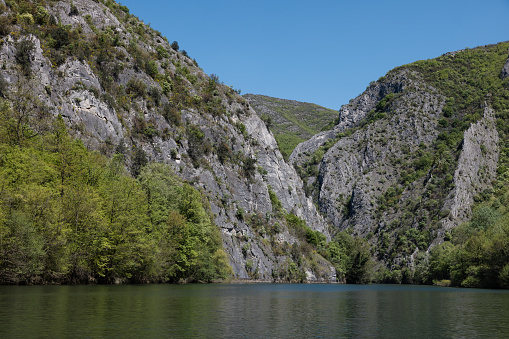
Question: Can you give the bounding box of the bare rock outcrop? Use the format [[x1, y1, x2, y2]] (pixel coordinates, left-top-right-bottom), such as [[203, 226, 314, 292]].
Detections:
[[317, 76, 443, 234], [289, 71, 408, 166], [501, 56, 509, 80], [441, 106, 499, 229]]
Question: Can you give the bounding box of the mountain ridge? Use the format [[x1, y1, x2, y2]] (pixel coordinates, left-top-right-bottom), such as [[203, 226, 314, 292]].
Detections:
[[290, 40, 509, 286], [243, 93, 338, 158]]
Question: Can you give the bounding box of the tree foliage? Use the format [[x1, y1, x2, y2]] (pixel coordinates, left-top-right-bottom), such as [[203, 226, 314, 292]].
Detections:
[[0, 113, 232, 284], [15, 39, 35, 76], [323, 232, 373, 283]]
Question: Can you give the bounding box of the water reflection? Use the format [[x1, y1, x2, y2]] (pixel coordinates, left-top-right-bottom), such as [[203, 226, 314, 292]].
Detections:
[[1, 284, 508, 338]]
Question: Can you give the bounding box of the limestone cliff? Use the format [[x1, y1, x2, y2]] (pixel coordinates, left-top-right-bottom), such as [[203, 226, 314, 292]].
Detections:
[[317, 73, 443, 234], [289, 43, 508, 270], [0, 0, 334, 281], [441, 106, 499, 230]]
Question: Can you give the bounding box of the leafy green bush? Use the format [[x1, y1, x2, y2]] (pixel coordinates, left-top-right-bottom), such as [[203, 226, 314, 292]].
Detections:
[[126, 78, 147, 97], [148, 86, 161, 106], [468, 205, 500, 232], [325, 232, 373, 283], [268, 188, 283, 212], [130, 145, 147, 177], [0, 14, 12, 37], [376, 93, 395, 112], [160, 103, 181, 126], [217, 141, 232, 164], [500, 264, 509, 288], [186, 124, 208, 165], [15, 39, 35, 75], [235, 206, 245, 221], [35, 5, 49, 25], [69, 3, 79, 16], [51, 26, 70, 50], [156, 45, 169, 59], [145, 60, 158, 78], [443, 105, 454, 118], [243, 157, 256, 179], [17, 13, 34, 25]]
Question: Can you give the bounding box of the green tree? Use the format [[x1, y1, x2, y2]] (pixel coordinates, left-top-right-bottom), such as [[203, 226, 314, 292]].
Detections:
[[138, 163, 181, 229], [15, 39, 34, 76], [131, 146, 147, 177], [98, 160, 153, 282], [0, 211, 45, 284], [346, 238, 373, 284], [429, 241, 455, 282]]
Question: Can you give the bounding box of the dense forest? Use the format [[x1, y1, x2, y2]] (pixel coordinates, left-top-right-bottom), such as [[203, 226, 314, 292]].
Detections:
[[0, 107, 232, 284]]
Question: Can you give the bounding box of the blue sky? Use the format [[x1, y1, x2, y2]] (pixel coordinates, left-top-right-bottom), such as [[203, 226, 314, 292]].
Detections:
[[119, 0, 509, 110]]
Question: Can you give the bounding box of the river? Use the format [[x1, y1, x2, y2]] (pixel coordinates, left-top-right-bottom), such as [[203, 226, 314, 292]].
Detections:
[[1, 283, 508, 338]]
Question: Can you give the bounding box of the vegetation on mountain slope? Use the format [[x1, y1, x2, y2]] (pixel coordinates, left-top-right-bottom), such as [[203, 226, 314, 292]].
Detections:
[[244, 94, 338, 158], [371, 43, 509, 288], [0, 110, 232, 284], [390, 43, 509, 288]]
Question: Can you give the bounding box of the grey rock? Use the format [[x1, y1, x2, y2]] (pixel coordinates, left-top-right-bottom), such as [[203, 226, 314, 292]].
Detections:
[[51, 0, 121, 32], [316, 76, 443, 234], [502, 57, 509, 80], [289, 71, 408, 166], [440, 106, 499, 231]]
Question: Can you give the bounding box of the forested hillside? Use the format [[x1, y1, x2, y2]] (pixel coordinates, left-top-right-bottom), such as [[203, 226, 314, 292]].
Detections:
[[0, 113, 232, 284]]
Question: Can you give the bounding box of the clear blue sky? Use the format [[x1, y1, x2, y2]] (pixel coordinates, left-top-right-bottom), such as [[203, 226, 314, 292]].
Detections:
[[119, 0, 509, 110]]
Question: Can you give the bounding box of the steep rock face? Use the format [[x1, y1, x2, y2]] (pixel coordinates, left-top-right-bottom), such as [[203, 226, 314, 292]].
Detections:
[[243, 114, 327, 234], [54, 0, 122, 31], [317, 75, 443, 234], [289, 71, 408, 166], [500, 56, 509, 80], [441, 106, 499, 230], [0, 0, 334, 281], [176, 105, 331, 279], [289, 43, 508, 270]]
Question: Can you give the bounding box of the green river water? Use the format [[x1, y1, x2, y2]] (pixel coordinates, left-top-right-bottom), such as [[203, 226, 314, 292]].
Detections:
[[1, 283, 508, 338]]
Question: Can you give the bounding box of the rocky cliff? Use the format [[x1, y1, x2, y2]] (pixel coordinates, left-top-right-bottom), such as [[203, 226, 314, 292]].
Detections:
[[315, 71, 443, 233], [441, 106, 499, 231], [290, 43, 509, 272], [0, 0, 334, 281]]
